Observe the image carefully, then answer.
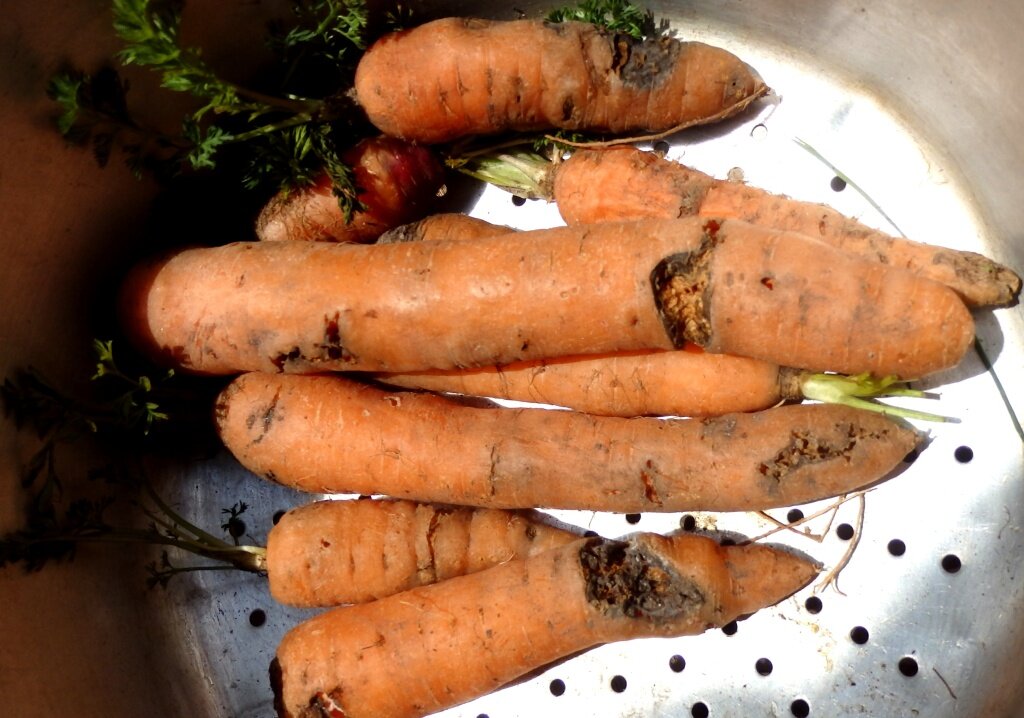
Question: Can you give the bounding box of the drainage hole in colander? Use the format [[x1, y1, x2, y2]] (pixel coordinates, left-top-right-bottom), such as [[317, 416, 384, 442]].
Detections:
[[887, 538, 907, 556], [941, 553, 962, 573], [609, 675, 627, 693], [836, 523, 855, 541], [549, 678, 565, 696], [625, 513, 641, 525], [830, 176, 847, 192], [903, 448, 919, 463], [787, 508, 804, 523], [898, 656, 920, 677], [680, 514, 697, 531], [653, 140, 671, 155], [755, 657, 773, 676], [691, 701, 710, 718], [669, 654, 686, 673], [272, 509, 286, 525], [850, 626, 870, 645], [721, 620, 738, 636], [511, 195, 526, 207], [804, 596, 823, 614], [791, 698, 811, 717], [954, 445, 974, 463], [248, 609, 266, 627]]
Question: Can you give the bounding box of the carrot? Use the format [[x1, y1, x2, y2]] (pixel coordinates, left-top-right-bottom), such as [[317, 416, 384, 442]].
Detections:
[[550, 146, 1022, 308], [120, 217, 974, 378], [255, 136, 446, 243], [352, 18, 768, 144], [270, 531, 818, 718], [267, 497, 582, 607], [374, 212, 510, 245], [214, 372, 920, 513]]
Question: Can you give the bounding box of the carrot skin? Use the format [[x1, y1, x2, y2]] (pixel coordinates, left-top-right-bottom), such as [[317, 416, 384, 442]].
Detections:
[[375, 212, 510, 244], [121, 217, 973, 378], [215, 373, 920, 513], [271, 532, 817, 718], [553, 146, 1022, 308], [354, 18, 767, 144], [267, 497, 581, 607], [255, 137, 445, 243]]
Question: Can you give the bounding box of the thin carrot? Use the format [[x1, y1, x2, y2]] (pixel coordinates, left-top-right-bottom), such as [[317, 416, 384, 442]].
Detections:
[[214, 372, 920, 513], [255, 136, 446, 243], [120, 217, 974, 378], [270, 531, 818, 718], [550, 146, 1022, 308], [352, 18, 768, 144], [267, 497, 582, 607], [374, 212, 510, 245]]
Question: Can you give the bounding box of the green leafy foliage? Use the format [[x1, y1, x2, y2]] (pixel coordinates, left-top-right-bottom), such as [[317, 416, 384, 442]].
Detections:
[[546, 0, 661, 39], [50, 0, 369, 210]]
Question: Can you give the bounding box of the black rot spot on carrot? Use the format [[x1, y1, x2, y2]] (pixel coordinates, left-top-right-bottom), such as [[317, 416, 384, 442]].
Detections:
[[760, 276, 774, 290]]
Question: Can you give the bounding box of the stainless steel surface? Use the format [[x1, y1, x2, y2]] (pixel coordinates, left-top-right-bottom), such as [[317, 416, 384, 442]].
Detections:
[[2, 1, 1022, 717]]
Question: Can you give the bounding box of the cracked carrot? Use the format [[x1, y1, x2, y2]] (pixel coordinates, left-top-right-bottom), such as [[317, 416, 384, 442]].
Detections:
[[352, 18, 768, 144], [552, 146, 1021, 308], [270, 531, 817, 718], [215, 372, 920, 513], [120, 216, 974, 379]]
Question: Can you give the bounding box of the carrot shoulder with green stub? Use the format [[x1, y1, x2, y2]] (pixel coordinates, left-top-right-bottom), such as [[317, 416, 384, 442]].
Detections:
[[120, 217, 973, 379], [215, 373, 921, 513], [271, 531, 818, 718]]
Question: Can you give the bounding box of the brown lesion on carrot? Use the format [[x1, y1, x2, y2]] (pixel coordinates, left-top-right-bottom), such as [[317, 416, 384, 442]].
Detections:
[[579, 537, 704, 621], [246, 387, 282, 445], [639, 459, 663, 506], [757, 423, 885, 483], [650, 219, 721, 348], [611, 32, 681, 90]]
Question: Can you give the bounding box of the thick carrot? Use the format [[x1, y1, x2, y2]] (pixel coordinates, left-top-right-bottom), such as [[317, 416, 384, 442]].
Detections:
[[120, 217, 973, 378], [215, 372, 920, 513], [352, 18, 768, 144], [255, 137, 446, 243], [270, 531, 818, 718], [551, 146, 1022, 308], [267, 497, 581, 607]]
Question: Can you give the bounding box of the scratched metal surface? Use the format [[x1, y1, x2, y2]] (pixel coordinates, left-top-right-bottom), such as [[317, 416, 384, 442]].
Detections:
[[157, 2, 1024, 717]]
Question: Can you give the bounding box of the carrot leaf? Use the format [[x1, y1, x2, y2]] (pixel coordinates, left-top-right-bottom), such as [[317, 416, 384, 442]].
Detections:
[[546, 0, 663, 40]]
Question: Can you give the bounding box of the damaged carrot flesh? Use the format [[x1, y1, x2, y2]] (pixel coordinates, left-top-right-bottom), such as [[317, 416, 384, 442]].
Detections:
[[271, 531, 818, 718]]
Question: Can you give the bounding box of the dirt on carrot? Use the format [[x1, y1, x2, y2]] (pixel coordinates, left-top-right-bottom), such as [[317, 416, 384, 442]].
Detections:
[[267, 497, 582, 607], [552, 146, 1022, 308], [215, 372, 920, 513], [120, 217, 974, 379], [270, 531, 817, 718], [255, 137, 446, 243], [352, 18, 768, 144]]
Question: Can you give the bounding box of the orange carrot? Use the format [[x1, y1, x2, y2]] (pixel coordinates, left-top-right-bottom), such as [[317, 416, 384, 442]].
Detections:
[[352, 18, 768, 144], [373, 347, 803, 418], [120, 217, 973, 378], [267, 497, 581, 607], [215, 372, 920, 513], [270, 531, 818, 718], [375, 212, 510, 245], [550, 146, 1022, 308], [255, 137, 445, 243]]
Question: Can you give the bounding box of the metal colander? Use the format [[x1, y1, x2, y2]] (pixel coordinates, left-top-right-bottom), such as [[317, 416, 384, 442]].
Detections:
[[162, 7, 1024, 717], [3, 1, 1020, 717]]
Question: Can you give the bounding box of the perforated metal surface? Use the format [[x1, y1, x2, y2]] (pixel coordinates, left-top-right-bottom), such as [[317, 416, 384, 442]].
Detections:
[[160, 8, 1024, 718]]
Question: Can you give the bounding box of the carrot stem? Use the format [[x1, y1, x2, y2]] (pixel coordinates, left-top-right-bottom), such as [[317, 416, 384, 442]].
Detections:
[[799, 372, 957, 423]]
